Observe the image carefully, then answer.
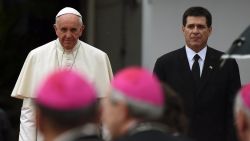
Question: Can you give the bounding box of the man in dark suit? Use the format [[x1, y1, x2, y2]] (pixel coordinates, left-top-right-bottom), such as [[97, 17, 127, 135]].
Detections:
[[153, 6, 241, 141]]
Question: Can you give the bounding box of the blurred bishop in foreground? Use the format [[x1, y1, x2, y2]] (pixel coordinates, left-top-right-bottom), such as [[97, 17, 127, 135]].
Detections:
[[234, 83, 250, 141], [101, 67, 189, 141], [34, 69, 102, 141]]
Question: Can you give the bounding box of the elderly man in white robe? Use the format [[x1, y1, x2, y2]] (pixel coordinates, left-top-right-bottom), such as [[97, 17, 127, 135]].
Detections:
[[11, 7, 113, 141]]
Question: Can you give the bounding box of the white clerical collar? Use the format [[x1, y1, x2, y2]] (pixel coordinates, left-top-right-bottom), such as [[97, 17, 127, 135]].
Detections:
[[185, 45, 207, 62], [56, 39, 80, 53]]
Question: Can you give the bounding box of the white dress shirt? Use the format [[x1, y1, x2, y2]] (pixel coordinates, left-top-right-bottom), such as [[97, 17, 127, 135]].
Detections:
[[185, 46, 207, 76]]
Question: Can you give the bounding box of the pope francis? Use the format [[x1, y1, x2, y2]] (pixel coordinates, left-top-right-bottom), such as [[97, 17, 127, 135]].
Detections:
[[11, 7, 113, 141]]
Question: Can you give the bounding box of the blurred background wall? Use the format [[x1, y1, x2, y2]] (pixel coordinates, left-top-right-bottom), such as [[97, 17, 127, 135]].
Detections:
[[1, 0, 250, 140]]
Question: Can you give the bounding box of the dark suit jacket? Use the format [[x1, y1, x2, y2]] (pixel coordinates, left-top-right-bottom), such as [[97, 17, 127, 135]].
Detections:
[[153, 47, 241, 141]]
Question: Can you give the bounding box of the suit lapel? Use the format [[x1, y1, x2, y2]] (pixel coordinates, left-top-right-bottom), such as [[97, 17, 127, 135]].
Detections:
[[197, 47, 217, 94], [177, 47, 219, 97], [178, 47, 196, 91]]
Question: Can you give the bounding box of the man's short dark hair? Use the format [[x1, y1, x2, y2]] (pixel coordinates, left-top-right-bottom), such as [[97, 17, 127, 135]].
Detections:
[[182, 6, 212, 27]]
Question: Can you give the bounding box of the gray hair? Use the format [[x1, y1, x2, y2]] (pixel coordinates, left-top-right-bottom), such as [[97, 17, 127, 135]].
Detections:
[[110, 88, 163, 120]]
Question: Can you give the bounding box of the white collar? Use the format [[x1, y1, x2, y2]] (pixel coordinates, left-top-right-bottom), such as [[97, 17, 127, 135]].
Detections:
[[185, 45, 207, 62], [56, 39, 80, 53]]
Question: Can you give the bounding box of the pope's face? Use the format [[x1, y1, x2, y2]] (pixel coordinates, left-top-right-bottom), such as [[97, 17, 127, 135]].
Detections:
[[54, 14, 84, 50], [182, 16, 212, 52]]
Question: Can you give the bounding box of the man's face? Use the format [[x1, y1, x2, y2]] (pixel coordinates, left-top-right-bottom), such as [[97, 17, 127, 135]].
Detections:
[[54, 14, 83, 50], [182, 16, 212, 52], [101, 89, 127, 140]]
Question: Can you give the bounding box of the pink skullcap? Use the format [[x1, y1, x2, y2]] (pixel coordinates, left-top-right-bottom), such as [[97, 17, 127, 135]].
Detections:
[[240, 83, 250, 109], [111, 67, 164, 107], [35, 69, 97, 110]]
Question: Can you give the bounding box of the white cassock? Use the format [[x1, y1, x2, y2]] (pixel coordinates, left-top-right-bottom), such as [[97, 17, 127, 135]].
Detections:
[[11, 39, 113, 141]]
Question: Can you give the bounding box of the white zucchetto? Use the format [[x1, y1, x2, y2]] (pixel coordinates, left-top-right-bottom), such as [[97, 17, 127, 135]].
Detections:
[[56, 7, 82, 18]]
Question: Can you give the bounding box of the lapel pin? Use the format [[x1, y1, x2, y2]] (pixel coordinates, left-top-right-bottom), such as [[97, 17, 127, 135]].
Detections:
[[209, 66, 213, 69]]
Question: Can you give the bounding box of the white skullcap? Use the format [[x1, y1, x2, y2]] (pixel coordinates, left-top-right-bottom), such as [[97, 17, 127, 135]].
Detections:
[[56, 7, 82, 18]]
